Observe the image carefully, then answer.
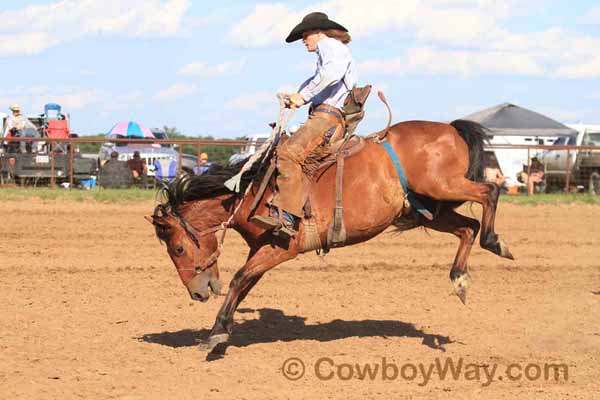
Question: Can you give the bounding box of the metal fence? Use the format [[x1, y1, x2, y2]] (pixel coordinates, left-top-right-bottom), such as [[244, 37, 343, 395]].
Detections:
[[0, 136, 250, 187], [488, 143, 600, 193], [1, 137, 598, 193]]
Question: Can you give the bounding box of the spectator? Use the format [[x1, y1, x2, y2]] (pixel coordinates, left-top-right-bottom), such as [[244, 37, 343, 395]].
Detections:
[[517, 157, 545, 195], [127, 151, 147, 179], [3, 104, 39, 153], [195, 152, 213, 175], [98, 150, 133, 188], [107, 151, 119, 164], [483, 156, 506, 189]]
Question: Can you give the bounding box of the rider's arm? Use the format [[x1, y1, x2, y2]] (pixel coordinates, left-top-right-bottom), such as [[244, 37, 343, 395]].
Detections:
[[298, 39, 350, 104]]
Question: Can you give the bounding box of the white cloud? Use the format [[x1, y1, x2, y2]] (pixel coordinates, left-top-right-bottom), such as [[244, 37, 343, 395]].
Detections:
[[0, 0, 191, 57], [361, 47, 544, 77], [179, 59, 246, 77], [226, 1, 513, 48], [228, 3, 300, 47], [0, 86, 105, 113], [151, 83, 197, 102], [52, 89, 106, 109], [554, 57, 600, 79], [0, 32, 59, 56], [228, 0, 599, 79]]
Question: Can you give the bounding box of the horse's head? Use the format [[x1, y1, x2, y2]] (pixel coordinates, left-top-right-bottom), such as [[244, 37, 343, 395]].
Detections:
[[148, 167, 249, 302], [148, 203, 223, 302]]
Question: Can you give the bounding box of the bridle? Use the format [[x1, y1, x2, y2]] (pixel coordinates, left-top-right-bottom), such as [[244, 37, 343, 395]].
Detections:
[[154, 204, 229, 274]]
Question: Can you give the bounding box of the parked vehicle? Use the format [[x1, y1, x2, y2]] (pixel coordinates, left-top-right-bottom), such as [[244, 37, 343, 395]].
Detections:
[[228, 133, 271, 165], [0, 104, 96, 185], [537, 124, 600, 192], [150, 128, 198, 174], [99, 125, 204, 180], [98, 122, 175, 180]]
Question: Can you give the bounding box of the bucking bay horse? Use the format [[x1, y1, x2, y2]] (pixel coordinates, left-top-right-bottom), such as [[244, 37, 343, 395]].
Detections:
[[147, 113, 514, 353]]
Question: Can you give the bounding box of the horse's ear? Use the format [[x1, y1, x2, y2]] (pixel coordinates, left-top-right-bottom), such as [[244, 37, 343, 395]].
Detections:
[[144, 215, 155, 225]]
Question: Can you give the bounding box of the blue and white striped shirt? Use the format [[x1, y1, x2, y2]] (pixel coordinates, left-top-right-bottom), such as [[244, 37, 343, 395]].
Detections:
[[298, 37, 357, 110]]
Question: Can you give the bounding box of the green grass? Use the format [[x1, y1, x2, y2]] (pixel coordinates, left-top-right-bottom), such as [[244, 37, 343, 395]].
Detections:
[[500, 193, 600, 205], [0, 187, 158, 203], [1, 187, 599, 205]]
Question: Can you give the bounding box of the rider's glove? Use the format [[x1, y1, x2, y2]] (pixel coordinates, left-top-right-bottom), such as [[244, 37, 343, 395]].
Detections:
[[288, 93, 305, 109]]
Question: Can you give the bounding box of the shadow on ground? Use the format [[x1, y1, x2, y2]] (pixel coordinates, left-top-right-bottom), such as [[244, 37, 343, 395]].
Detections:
[[137, 308, 454, 353]]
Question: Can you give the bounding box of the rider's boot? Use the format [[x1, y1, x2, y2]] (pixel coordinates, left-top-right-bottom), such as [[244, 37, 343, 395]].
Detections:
[[250, 207, 299, 239]]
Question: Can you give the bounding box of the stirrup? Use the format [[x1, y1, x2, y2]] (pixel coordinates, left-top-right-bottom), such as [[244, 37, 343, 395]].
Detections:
[[249, 208, 298, 238], [250, 214, 280, 230]]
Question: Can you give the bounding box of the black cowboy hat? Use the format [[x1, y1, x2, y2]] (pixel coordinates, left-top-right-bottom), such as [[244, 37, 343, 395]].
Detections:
[[286, 12, 347, 43]]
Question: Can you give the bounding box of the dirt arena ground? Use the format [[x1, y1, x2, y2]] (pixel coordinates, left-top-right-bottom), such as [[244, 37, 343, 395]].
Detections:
[[1, 198, 599, 399]]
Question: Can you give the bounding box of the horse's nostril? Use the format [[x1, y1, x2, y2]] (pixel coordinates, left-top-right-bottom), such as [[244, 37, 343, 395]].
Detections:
[[192, 292, 209, 302]]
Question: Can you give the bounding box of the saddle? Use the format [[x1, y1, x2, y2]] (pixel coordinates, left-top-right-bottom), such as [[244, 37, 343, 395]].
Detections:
[[248, 134, 366, 252]]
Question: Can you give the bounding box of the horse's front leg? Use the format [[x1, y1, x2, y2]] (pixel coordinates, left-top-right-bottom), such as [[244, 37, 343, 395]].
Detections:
[[199, 244, 297, 352]]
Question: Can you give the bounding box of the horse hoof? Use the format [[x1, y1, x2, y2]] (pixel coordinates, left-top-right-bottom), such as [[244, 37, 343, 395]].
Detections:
[[499, 238, 514, 260], [450, 271, 469, 305], [198, 333, 229, 353]]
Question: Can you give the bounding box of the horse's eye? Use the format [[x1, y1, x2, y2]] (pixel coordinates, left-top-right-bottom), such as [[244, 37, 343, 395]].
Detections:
[[174, 245, 185, 257]]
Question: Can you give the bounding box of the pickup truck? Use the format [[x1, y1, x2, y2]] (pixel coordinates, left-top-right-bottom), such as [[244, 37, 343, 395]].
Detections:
[[537, 124, 600, 193]]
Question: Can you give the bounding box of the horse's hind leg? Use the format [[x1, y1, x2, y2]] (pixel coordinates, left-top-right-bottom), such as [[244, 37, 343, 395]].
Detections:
[[422, 208, 480, 304], [476, 182, 514, 260], [422, 178, 513, 260]]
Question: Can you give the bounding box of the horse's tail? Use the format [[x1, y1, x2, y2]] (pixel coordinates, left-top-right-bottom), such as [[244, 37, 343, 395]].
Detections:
[[450, 119, 489, 182], [375, 91, 393, 140]]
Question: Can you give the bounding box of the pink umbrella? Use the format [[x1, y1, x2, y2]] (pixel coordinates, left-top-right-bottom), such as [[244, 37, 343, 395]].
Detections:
[[107, 121, 154, 138]]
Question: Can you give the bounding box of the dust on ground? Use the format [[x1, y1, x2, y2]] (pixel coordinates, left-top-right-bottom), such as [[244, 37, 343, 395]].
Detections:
[[1, 200, 598, 399]]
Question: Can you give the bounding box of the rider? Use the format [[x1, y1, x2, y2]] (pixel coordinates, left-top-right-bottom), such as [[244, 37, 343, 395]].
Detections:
[[251, 12, 357, 238]]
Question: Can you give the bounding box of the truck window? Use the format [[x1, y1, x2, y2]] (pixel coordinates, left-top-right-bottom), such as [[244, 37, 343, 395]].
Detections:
[[583, 132, 600, 146]]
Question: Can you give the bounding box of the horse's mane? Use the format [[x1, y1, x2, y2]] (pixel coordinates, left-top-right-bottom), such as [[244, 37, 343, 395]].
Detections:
[[156, 152, 267, 211]]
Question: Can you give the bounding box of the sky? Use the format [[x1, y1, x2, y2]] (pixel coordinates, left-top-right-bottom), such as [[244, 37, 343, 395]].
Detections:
[[1, 0, 600, 138]]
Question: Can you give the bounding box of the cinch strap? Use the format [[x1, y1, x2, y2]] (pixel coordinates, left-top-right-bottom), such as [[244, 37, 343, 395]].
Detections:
[[381, 141, 408, 193], [380, 141, 433, 220]]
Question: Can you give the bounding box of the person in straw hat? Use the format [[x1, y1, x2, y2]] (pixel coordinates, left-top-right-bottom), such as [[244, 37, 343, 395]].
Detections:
[[3, 104, 38, 153], [251, 12, 357, 238]]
